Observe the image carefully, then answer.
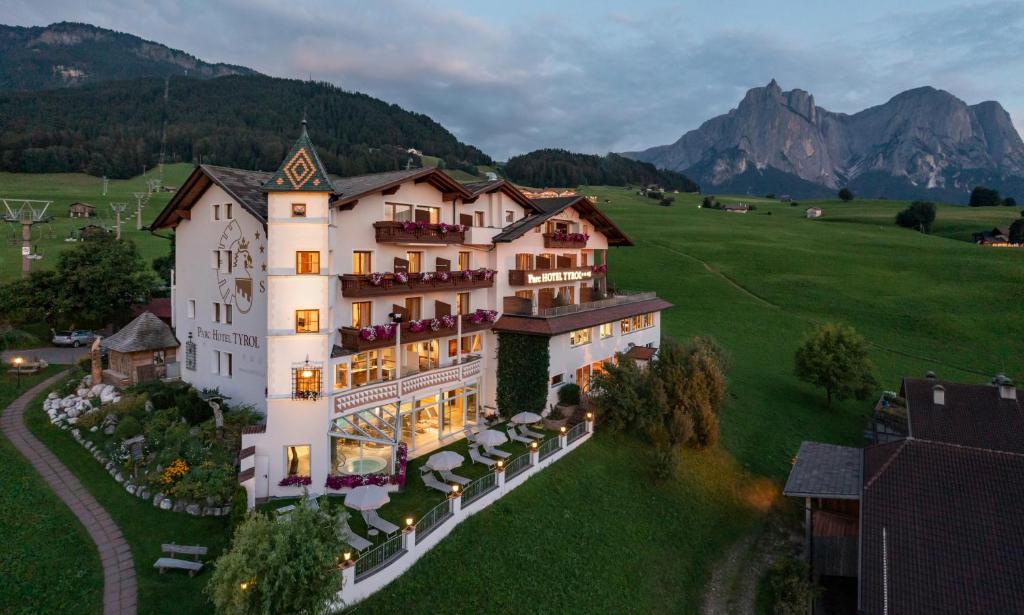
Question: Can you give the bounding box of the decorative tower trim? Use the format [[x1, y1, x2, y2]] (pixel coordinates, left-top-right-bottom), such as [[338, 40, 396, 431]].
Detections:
[[264, 120, 333, 192]]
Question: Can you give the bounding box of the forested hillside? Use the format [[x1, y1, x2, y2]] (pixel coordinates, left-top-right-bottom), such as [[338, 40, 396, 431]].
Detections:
[[505, 149, 698, 191], [0, 75, 492, 178]]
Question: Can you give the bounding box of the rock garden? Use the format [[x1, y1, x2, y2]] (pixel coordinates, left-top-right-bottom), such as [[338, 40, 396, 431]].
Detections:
[[43, 368, 257, 517]]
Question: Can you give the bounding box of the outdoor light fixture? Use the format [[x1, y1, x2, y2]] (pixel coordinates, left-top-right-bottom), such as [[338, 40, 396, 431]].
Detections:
[[452, 484, 460, 494], [530, 441, 538, 449], [560, 425, 567, 434], [586, 412, 593, 420], [300, 355, 313, 379], [12, 357, 24, 389], [497, 460, 504, 469], [406, 517, 414, 527], [240, 582, 250, 590], [343, 552, 351, 562]]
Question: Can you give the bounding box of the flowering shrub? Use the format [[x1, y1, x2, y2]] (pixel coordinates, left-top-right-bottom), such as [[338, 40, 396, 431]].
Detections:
[[476, 268, 495, 281], [437, 270, 451, 282], [440, 314, 458, 329], [359, 326, 377, 341], [409, 319, 429, 333], [470, 309, 499, 324], [359, 324, 396, 341], [395, 271, 409, 284], [420, 272, 434, 283], [401, 220, 430, 233], [429, 318, 442, 331], [591, 264, 608, 273], [324, 443, 408, 490], [278, 475, 312, 487], [365, 272, 386, 286], [551, 230, 589, 244], [160, 458, 189, 485], [461, 269, 473, 280]]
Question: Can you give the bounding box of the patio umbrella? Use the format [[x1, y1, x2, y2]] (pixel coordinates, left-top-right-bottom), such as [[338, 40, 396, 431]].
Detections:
[[425, 451, 464, 471], [511, 411, 542, 424], [474, 429, 507, 447], [344, 484, 390, 511]]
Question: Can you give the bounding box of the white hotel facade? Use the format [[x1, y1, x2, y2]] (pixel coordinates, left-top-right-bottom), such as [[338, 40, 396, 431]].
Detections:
[[153, 125, 670, 503]]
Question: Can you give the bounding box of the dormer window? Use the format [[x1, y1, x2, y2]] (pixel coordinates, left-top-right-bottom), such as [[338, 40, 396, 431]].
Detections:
[[292, 203, 307, 217]]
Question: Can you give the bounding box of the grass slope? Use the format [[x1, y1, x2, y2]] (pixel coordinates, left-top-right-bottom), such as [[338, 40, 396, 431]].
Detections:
[[0, 366, 104, 614], [0, 164, 191, 283]]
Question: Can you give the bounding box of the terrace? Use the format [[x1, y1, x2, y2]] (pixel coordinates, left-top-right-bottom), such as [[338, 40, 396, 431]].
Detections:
[[339, 269, 495, 298], [373, 221, 466, 245], [506, 289, 659, 318], [338, 312, 496, 353]]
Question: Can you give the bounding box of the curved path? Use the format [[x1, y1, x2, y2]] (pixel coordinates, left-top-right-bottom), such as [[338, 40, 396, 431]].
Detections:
[[0, 372, 136, 615]]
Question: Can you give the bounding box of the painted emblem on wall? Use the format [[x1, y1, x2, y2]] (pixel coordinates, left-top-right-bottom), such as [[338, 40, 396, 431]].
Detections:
[[216, 220, 266, 314]]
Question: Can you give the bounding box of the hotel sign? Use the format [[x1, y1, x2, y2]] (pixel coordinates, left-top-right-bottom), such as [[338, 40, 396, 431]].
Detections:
[[525, 269, 592, 285]]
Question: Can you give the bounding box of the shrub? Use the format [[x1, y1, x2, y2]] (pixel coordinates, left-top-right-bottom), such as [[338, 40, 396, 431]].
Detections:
[[969, 185, 1002, 207], [895, 201, 936, 233], [557, 382, 581, 406], [229, 486, 249, 531], [109, 395, 147, 418], [169, 461, 236, 502], [762, 557, 819, 615], [0, 326, 38, 351], [838, 187, 854, 201], [77, 408, 108, 430], [113, 416, 142, 440], [659, 196, 675, 206], [1005, 197, 1017, 207], [176, 388, 213, 424]]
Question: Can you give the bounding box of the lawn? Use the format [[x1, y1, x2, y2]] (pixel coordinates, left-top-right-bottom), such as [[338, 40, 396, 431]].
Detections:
[[23, 376, 232, 615], [0, 365, 104, 615], [0, 164, 191, 283]]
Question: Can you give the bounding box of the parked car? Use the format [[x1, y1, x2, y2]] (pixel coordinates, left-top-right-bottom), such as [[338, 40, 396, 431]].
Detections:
[[52, 329, 96, 348]]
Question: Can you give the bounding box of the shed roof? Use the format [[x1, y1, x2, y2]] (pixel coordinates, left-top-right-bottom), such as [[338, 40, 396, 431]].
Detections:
[[100, 312, 178, 353], [783, 441, 862, 499]]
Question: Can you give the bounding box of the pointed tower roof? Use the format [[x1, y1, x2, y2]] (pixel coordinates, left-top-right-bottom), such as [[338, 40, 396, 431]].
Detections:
[[264, 120, 332, 192]]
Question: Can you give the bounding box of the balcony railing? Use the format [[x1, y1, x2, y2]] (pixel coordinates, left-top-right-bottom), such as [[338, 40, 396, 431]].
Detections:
[[508, 265, 605, 286], [507, 290, 658, 318], [374, 221, 466, 244], [333, 355, 482, 413], [339, 312, 496, 353], [542, 232, 588, 249], [340, 270, 495, 298]]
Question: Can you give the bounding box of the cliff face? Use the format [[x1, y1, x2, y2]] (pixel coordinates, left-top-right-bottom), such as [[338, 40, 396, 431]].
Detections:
[[626, 81, 1024, 200]]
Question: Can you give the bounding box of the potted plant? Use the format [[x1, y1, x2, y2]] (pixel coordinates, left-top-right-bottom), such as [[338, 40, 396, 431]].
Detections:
[[542, 406, 568, 431], [556, 383, 580, 419]]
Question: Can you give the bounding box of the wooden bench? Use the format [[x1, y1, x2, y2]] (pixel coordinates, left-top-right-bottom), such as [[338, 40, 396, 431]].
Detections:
[[153, 543, 208, 577]]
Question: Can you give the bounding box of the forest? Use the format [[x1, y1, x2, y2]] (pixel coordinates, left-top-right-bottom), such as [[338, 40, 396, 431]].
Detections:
[[504, 149, 699, 191]]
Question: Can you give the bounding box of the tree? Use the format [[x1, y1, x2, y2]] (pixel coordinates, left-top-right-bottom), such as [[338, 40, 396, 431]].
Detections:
[[837, 187, 854, 201], [764, 557, 821, 615], [969, 186, 1002, 207], [894, 201, 936, 233], [207, 501, 347, 615], [794, 323, 877, 406], [151, 232, 176, 285], [1009, 219, 1024, 245], [1004, 197, 1017, 207]]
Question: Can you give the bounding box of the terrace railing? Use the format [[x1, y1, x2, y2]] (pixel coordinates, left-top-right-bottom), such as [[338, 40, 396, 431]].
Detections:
[[538, 437, 562, 461], [355, 532, 406, 581], [414, 498, 453, 545], [461, 471, 498, 508], [507, 290, 658, 318], [504, 452, 532, 480], [566, 421, 587, 444]]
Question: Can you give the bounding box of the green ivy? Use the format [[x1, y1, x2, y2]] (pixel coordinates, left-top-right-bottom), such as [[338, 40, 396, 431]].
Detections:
[[496, 332, 550, 413]]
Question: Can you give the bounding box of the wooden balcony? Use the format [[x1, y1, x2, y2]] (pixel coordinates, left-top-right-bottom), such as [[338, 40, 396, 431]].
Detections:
[[338, 326, 397, 353], [542, 232, 588, 249], [374, 221, 466, 245], [508, 265, 605, 286], [338, 313, 495, 353], [340, 271, 495, 298]]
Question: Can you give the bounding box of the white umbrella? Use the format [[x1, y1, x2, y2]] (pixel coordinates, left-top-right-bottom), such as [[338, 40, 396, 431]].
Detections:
[[511, 412, 542, 424], [344, 484, 390, 511], [474, 429, 507, 447], [425, 451, 464, 471]]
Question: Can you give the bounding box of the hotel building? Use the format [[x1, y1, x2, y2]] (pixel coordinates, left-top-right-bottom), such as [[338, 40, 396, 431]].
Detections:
[[153, 124, 670, 502]]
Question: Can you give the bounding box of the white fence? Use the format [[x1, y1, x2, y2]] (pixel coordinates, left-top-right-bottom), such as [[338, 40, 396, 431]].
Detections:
[[336, 418, 595, 606]]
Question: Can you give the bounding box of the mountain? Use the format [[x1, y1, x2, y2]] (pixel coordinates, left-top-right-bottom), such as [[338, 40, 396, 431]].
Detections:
[[504, 149, 699, 191], [0, 74, 492, 178], [0, 22, 257, 90], [625, 80, 1024, 202]]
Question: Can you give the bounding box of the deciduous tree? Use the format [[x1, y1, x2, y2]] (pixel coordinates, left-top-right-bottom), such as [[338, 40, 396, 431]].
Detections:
[[794, 323, 877, 406], [838, 187, 854, 201]]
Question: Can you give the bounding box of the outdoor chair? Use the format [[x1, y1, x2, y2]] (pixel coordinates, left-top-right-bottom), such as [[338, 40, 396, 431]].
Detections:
[[469, 446, 497, 467], [518, 424, 545, 439], [440, 469, 471, 485], [484, 445, 511, 459], [362, 509, 400, 535], [421, 468, 455, 493], [507, 426, 532, 444], [339, 520, 372, 551], [462, 426, 478, 443], [153, 543, 207, 577]]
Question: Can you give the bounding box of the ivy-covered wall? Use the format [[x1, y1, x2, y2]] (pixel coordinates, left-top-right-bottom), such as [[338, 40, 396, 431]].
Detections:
[[496, 332, 550, 414]]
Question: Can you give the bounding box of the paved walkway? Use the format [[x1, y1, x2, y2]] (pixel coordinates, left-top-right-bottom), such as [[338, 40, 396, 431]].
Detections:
[[1, 372, 136, 615], [2, 346, 90, 365]]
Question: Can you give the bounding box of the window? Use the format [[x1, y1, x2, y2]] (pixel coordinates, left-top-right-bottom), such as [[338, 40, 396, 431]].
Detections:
[[581, 252, 590, 266], [213, 203, 220, 220], [296, 251, 320, 274], [515, 253, 534, 270], [213, 302, 221, 323], [214, 351, 233, 377], [225, 203, 233, 219], [335, 363, 349, 389], [223, 250, 233, 274], [570, 327, 592, 347], [456, 292, 470, 316], [600, 322, 613, 338], [622, 312, 655, 334], [505, 210, 514, 223], [551, 373, 564, 387], [385, 202, 413, 222], [449, 334, 481, 357], [458, 251, 470, 271], [187, 299, 196, 319], [212, 350, 220, 374], [352, 351, 380, 387], [474, 211, 485, 227], [285, 445, 311, 477], [405, 297, 422, 320], [556, 285, 575, 305], [292, 366, 320, 399], [224, 304, 233, 325], [153, 350, 166, 365], [620, 318, 631, 334], [212, 250, 221, 270], [352, 301, 372, 328], [291, 203, 307, 218], [406, 251, 423, 274], [561, 253, 577, 267], [352, 251, 372, 275], [296, 309, 319, 333]]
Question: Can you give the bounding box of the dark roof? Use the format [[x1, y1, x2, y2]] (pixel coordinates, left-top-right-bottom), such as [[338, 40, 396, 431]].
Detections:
[[492, 196, 633, 246], [264, 123, 332, 192], [783, 441, 863, 499], [132, 297, 172, 320], [461, 179, 538, 211], [100, 312, 178, 353], [329, 168, 465, 207], [901, 377, 1024, 453], [860, 439, 1024, 614], [462, 180, 503, 193], [625, 345, 658, 361], [493, 297, 672, 336]]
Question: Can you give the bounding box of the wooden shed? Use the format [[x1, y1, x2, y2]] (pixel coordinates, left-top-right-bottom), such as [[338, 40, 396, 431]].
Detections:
[[100, 312, 179, 386], [69, 202, 96, 218]]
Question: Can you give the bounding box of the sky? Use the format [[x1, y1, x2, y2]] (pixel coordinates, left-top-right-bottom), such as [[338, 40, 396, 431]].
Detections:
[[6, 0, 1024, 160]]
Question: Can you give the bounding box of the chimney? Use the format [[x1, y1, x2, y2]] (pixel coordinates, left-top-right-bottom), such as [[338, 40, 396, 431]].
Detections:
[[932, 385, 945, 406], [925, 371, 937, 380], [993, 374, 1016, 401]]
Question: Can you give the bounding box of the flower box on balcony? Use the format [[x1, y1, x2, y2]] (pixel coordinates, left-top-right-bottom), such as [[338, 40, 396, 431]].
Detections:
[[373, 221, 467, 244], [339, 325, 397, 352], [543, 231, 589, 249], [340, 269, 496, 297]]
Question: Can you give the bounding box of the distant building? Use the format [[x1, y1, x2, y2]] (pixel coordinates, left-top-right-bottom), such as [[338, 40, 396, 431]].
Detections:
[[485, 171, 498, 181], [785, 374, 1024, 614], [406, 148, 422, 156], [973, 226, 1020, 247], [77, 224, 110, 240], [68, 202, 96, 218], [806, 207, 823, 219], [722, 204, 749, 213], [779, 194, 792, 202], [520, 188, 576, 199]]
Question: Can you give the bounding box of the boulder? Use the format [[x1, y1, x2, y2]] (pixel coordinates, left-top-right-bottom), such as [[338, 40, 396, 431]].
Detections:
[[90, 384, 104, 397], [113, 472, 124, 484], [67, 408, 80, 419], [76, 388, 89, 397], [103, 424, 116, 436], [144, 400, 155, 413], [159, 498, 173, 511], [47, 392, 59, 400], [125, 484, 136, 495], [89, 426, 99, 433], [153, 492, 164, 506], [186, 504, 202, 516], [67, 417, 78, 425], [172, 500, 186, 513], [137, 487, 149, 500]]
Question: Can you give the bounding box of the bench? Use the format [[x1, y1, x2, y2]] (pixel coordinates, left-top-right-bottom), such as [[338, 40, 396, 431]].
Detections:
[[153, 543, 208, 577]]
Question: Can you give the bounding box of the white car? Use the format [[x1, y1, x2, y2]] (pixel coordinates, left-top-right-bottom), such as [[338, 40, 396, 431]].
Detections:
[[52, 329, 96, 348]]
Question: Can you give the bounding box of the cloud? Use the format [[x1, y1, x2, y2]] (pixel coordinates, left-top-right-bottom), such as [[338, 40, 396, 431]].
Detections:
[[3, 0, 1023, 160]]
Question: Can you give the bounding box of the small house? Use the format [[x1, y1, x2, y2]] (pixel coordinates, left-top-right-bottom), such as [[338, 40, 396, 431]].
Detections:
[[78, 224, 110, 240], [806, 207, 823, 219], [69, 202, 96, 218], [722, 204, 750, 213], [973, 226, 1011, 246], [100, 311, 179, 386]]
